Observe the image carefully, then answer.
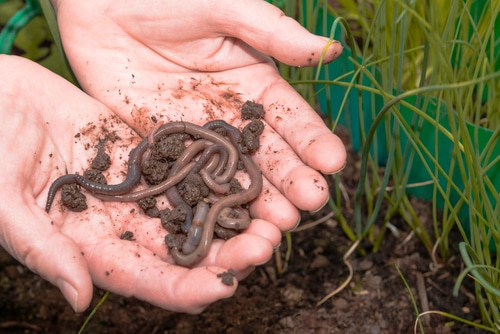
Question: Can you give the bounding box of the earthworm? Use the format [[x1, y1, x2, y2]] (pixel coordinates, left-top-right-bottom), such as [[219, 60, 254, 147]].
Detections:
[[199, 169, 231, 194], [148, 120, 165, 145], [92, 139, 221, 203], [204, 120, 245, 153], [216, 207, 251, 230], [152, 122, 239, 184], [74, 142, 147, 195], [45, 120, 262, 267], [189, 143, 229, 178], [45, 140, 149, 212], [92, 161, 196, 202], [171, 121, 262, 267], [165, 140, 218, 233], [142, 120, 165, 164], [45, 122, 237, 212], [181, 201, 209, 255], [190, 142, 232, 194]]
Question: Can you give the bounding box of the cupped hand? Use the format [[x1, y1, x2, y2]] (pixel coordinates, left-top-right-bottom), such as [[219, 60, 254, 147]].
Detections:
[[0, 55, 276, 313], [53, 0, 347, 232]]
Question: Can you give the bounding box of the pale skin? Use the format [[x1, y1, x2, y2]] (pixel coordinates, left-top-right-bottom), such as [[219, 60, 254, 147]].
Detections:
[[0, 0, 346, 314]]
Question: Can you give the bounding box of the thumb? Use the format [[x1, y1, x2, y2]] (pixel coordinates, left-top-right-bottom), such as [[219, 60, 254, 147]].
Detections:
[[215, 0, 343, 66], [0, 199, 93, 312]]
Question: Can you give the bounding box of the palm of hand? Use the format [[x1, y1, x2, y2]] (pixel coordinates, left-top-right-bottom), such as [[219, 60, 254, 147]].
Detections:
[[1, 56, 277, 313], [56, 0, 345, 230], [10, 0, 347, 313]]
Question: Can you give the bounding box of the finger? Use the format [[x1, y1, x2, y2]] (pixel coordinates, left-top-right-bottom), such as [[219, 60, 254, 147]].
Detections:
[[84, 238, 237, 313], [99, 201, 171, 259], [0, 199, 93, 312], [246, 118, 330, 212], [201, 232, 274, 278], [121, 202, 283, 255], [262, 78, 347, 175], [60, 201, 237, 313], [244, 218, 282, 249], [249, 177, 301, 232], [214, 0, 343, 67]]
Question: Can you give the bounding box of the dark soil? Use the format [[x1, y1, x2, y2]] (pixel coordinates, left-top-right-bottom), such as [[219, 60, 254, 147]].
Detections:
[[0, 126, 483, 333]]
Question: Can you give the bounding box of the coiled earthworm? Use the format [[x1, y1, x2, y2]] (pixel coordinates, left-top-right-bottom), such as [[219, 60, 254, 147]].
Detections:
[[152, 122, 239, 184], [189, 143, 229, 179], [171, 121, 262, 267], [93, 142, 227, 203], [199, 169, 231, 194], [164, 140, 222, 233], [45, 122, 237, 212], [216, 207, 251, 230]]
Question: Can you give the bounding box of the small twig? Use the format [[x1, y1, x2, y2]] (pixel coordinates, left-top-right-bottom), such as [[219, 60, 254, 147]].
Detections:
[[429, 237, 444, 271], [416, 272, 430, 326], [275, 232, 292, 275], [0, 321, 41, 331], [338, 181, 351, 211], [293, 211, 335, 232], [274, 247, 284, 275], [415, 311, 497, 333], [382, 180, 435, 192], [426, 277, 448, 295], [316, 239, 360, 306]]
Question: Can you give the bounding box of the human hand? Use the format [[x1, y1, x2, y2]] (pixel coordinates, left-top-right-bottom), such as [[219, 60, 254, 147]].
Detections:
[[0, 56, 274, 313], [53, 0, 347, 232]]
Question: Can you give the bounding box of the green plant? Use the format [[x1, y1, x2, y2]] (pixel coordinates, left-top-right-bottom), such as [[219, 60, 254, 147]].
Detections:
[[271, 0, 500, 330], [325, 0, 500, 330], [328, 0, 500, 130], [0, 0, 77, 83]]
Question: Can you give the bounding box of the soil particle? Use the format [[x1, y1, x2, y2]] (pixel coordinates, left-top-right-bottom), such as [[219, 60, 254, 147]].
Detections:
[[161, 206, 188, 234], [165, 233, 187, 251], [217, 269, 237, 286], [138, 196, 157, 211], [225, 178, 243, 195], [145, 206, 161, 218], [60, 137, 113, 211], [60, 184, 87, 212], [141, 159, 170, 185], [241, 119, 264, 154], [138, 197, 161, 218], [140, 133, 191, 186], [119, 231, 135, 241], [241, 100, 265, 120], [310, 254, 331, 269], [91, 144, 111, 171], [282, 285, 306, 306], [180, 174, 209, 206], [82, 169, 107, 185], [151, 133, 189, 162]]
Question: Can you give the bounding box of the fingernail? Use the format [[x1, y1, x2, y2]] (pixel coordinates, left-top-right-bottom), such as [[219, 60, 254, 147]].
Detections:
[[58, 279, 79, 312], [310, 196, 329, 214], [323, 160, 347, 175], [289, 215, 302, 232], [323, 40, 343, 64]]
